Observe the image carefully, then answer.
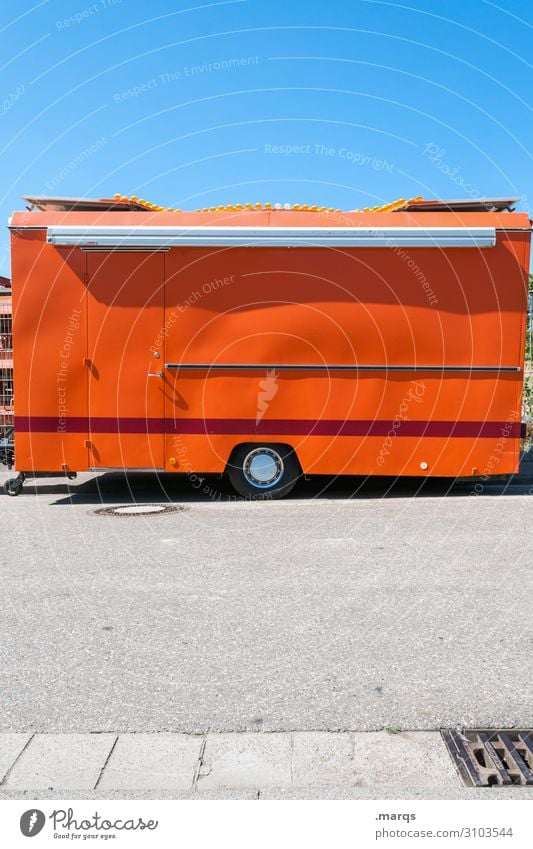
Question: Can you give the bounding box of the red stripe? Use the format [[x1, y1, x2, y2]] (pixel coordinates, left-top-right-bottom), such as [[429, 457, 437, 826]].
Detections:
[[14, 416, 522, 438]]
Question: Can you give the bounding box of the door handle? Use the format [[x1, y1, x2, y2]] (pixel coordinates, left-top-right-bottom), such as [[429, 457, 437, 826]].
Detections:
[[148, 371, 163, 377]]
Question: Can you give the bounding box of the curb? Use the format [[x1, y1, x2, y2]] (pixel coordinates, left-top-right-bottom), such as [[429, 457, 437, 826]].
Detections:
[[1, 731, 462, 793]]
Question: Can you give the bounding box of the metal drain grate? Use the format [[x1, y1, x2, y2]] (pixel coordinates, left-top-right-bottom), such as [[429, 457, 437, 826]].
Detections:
[[442, 729, 533, 786], [94, 504, 186, 517]]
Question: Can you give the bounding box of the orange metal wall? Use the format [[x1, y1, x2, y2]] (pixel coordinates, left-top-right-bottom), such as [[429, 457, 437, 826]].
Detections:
[[11, 229, 88, 472], [86, 251, 165, 470], [10, 210, 530, 477]]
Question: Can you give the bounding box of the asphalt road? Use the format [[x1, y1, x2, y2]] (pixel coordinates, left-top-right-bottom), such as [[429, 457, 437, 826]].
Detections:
[[1, 469, 532, 733]]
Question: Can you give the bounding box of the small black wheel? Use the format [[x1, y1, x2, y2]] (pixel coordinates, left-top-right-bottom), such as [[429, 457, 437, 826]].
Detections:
[[227, 444, 300, 499], [4, 478, 23, 497]]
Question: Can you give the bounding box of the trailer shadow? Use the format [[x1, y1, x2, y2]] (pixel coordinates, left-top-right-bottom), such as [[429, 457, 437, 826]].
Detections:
[[5, 469, 530, 505]]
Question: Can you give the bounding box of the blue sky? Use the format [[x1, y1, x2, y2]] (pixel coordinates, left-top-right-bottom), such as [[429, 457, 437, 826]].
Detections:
[[1, 0, 532, 275]]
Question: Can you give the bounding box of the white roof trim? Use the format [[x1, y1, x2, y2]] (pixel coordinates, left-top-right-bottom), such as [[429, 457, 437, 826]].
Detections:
[[46, 225, 496, 248]]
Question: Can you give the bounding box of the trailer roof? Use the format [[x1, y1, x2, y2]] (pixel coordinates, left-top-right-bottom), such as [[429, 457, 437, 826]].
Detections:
[[21, 194, 415, 214], [402, 197, 520, 212], [19, 194, 522, 215], [21, 195, 146, 212]]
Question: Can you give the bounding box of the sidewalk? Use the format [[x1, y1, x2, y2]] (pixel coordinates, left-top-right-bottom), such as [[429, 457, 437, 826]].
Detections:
[[1, 730, 532, 799], [0, 731, 457, 793]]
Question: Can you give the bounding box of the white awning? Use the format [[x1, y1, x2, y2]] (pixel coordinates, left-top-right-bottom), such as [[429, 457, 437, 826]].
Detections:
[[46, 226, 497, 248]]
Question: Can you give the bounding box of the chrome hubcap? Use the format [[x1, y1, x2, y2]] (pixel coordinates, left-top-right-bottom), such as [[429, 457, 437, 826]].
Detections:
[[243, 448, 284, 489]]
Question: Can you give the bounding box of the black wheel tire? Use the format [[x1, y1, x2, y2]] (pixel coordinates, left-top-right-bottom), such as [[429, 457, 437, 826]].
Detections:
[[4, 478, 22, 496], [227, 444, 300, 500]]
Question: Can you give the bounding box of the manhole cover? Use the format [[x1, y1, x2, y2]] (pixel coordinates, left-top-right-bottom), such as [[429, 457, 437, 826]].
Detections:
[[94, 504, 186, 517], [442, 729, 533, 786]]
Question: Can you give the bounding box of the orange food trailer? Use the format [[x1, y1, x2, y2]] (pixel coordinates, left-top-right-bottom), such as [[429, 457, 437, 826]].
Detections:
[[4, 194, 531, 498]]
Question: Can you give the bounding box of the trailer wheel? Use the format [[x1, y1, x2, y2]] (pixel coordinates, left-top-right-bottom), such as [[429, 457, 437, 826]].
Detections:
[[227, 444, 300, 499], [4, 478, 23, 497]]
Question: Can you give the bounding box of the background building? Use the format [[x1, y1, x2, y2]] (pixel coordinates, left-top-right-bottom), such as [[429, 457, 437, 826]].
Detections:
[[0, 276, 13, 439]]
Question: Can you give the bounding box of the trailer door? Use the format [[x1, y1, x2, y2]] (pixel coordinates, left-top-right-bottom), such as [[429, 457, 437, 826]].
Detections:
[[87, 252, 165, 470]]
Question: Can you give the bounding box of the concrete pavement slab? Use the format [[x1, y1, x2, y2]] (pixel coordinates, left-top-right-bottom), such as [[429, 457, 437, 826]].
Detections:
[[351, 731, 461, 788], [3, 733, 116, 790], [0, 787, 261, 800], [198, 733, 292, 790], [98, 733, 203, 790], [259, 787, 533, 800], [292, 732, 361, 787], [0, 734, 32, 782]]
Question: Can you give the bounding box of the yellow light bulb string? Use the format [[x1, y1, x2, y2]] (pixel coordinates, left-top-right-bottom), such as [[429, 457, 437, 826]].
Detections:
[[114, 194, 424, 213]]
